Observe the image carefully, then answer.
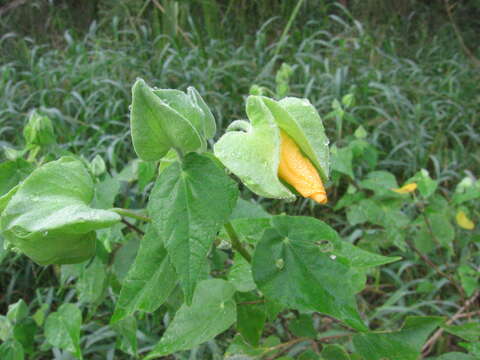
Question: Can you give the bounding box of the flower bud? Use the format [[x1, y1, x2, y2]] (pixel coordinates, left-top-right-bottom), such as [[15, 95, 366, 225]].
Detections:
[[214, 95, 329, 204], [278, 131, 327, 204]]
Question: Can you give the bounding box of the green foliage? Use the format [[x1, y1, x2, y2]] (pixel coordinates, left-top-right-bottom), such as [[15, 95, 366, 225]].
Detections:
[[0, 3, 479, 359]]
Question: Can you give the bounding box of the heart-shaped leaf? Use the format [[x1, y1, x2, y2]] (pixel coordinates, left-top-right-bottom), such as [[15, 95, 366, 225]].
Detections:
[[148, 153, 238, 303], [252, 215, 367, 331]]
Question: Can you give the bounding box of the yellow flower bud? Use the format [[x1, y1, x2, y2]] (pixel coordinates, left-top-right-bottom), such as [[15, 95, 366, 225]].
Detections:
[[278, 131, 327, 204], [392, 183, 417, 194], [456, 210, 475, 230]]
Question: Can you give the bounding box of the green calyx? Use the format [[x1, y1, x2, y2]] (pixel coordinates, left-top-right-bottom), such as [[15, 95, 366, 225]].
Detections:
[[130, 78, 216, 161], [0, 157, 120, 265], [214, 95, 329, 200]]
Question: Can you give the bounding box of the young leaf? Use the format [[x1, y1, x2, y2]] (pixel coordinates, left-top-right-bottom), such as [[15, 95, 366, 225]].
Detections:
[[148, 153, 238, 304], [44, 303, 83, 359], [130, 79, 203, 161], [7, 300, 28, 323], [111, 226, 177, 323], [146, 279, 236, 358], [0, 157, 120, 265], [252, 215, 367, 331]]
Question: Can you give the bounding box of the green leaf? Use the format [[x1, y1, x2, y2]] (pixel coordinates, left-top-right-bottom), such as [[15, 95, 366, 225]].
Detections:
[[112, 317, 138, 356], [7, 300, 28, 323], [93, 174, 120, 209], [227, 200, 271, 245], [75, 257, 107, 304], [0, 159, 33, 197], [321, 344, 350, 360], [112, 236, 140, 282], [429, 213, 455, 247], [331, 146, 354, 178], [146, 279, 236, 358], [225, 334, 281, 359], [360, 171, 398, 195], [0, 339, 24, 360], [407, 169, 437, 198], [130, 79, 202, 161], [12, 319, 37, 354], [44, 303, 82, 359], [0, 315, 12, 341], [0, 157, 120, 265], [444, 322, 480, 342], [431, 353, 476, 360], [230, 198, 271, 220], [214, 96, 295, 200], [137, 161, 157, 191], [111, 226, 177, 323], [228, 252, 256, 292], [332, 240, 401, 269], [252, 215, 367, 331], [458, 265, 479, 296], [353, 316, 443, 360], [187, 86, 216, 139], [354, 125, 367, 139], [32, 304, 48, 327], [148, 153, 238, 303], [236, 292, 266, 346], [289, 314, 316, 339]]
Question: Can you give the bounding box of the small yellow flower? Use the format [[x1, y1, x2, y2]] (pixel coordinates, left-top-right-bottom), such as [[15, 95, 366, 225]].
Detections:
[[278, 131, 327, 204], [392, 183, 417, 194], [456, 210, 475, 230]]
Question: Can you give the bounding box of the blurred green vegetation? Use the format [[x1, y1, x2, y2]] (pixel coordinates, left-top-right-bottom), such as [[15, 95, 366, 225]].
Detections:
[[0, 1, 479, 359]]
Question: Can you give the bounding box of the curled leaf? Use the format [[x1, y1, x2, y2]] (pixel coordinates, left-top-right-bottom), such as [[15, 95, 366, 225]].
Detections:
[[0, 157, 120, 265]]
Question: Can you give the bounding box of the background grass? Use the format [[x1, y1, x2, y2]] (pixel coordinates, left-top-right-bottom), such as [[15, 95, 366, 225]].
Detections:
[[0, 0, 479, 359]]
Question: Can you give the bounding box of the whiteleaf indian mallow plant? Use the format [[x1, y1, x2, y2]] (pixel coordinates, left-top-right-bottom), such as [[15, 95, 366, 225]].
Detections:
[[5, 78, 478, 360]]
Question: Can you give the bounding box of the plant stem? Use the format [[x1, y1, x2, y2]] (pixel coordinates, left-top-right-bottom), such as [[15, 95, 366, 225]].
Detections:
[[224, 222, 252, 263], [273, 0, 305, 59], [121, 219, 145, 236], [112, 208, 151, 223], [406, 239, 465, 299], [422, 291, 479, 356]]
